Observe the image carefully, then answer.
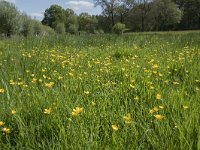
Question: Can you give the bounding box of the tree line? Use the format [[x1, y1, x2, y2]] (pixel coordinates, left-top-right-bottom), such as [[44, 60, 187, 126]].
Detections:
[[0, 0, 200, 37], [0, 1, 54, 37]]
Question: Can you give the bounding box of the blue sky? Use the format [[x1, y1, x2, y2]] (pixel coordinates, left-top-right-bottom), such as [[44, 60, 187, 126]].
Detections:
[[4, 0, 102, 20]]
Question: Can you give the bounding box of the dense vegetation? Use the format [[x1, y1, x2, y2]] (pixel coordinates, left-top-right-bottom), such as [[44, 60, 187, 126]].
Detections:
[[0, 32, 200, 149], [0, 0, 200, 37]]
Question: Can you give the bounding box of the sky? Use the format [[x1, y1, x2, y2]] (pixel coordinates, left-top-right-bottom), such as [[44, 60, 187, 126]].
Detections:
[[3, 0, 102, 20]]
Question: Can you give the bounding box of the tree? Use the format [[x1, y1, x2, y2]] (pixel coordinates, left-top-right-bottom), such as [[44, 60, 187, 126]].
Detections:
[[113, 22, 126, 34], [78, 13, 98, 33], [95, 0, 120, 27], [151, 0, 182, 30], [42, 4, 66, 29], [55, 22, 65, 34], [115, 0, 135, 23], [173, 0, 200, 29], [0, 1, 20, 37], [20, 14, 34, 37]]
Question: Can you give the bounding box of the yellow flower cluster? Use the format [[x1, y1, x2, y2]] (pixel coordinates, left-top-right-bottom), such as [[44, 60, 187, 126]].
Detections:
[[71, 107, 83, 116]]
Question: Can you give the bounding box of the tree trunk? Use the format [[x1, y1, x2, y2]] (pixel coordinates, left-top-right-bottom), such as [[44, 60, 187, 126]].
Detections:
[[111, 11, 114, 26], [120, 13, 123, 23]]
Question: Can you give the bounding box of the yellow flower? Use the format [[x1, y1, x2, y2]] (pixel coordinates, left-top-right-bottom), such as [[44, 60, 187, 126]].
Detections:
[[69, 72, 74, 76], [91, 101, 96, 106], [84, 91, 90, 95], [0, 88, 5, 93], [159, 105, 164, 109], [130, 84, 135, 88], [149, 107, 159, 114], [156, 94, 162, 100], [71, 107, 83, 116], [45, 82, 54, 88], [152, 64, 159, 69], [0, 121, 5, 126], [11, 110, 16, 114], [44, 108, 52, 114], [196, 87, 199, 91], [173, 82, 179, 85], [9, 80, 15, 85], [32, 78, 37, 83], [134, 96, 139, 101], [112, 125, 119, 131], [183, 105, 189, 109], [123, 113, 132, 124], [2, 127, 11, 134], [154, 114, 165, 120]]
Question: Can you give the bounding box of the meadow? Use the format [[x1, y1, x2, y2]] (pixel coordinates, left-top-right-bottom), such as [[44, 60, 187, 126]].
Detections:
[[0, 32, 200, 149]]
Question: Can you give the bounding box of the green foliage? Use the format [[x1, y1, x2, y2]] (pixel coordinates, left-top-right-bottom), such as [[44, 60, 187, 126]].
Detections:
[[55, 23, 66, 34], [151, 0, 182, 30], [0, 32, 200, 149], [42, 4, 66, 29], [78, 13, 98, 33], [112, 22, 126, 34], [21, 15, 34, 37], [0, 1, 20, 37], [67, 24, 78, 34]]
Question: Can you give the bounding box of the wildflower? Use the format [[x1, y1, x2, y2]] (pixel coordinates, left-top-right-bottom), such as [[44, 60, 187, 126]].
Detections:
[[92, 101, 96, 106], [123, 113, 132, 124], [43, 75, 47, 79], [2, 127, 11, 134], [156, 94, 162, 100], [44, 108, 52, 114], [134, 96, 139, 101], [150, 86, 154, 90], [112, 125, 119, 131], [71, 107, 83, 116], [9, 80, 15, 85], [152, 64, 159, 69], [0, 121, 5, 126], [130, 84, 135, 89], [149, 107, 159, 114], [195, 80, 200, 83], [0, 88, 5, 93], [173, 82, 179, 85], [11, 110, 16, 115], [45, 82, 54, 88], [183, 105, 189, 109], [84, 91, 90, 95], [58, 76, 63, 80], [196, 87, 199, 91], [159, 105, 164, 109], [32, 78, 37, 83], [158, 73, 163, 77], [154, 114, 165, 120], [69, 72, 74, 76]]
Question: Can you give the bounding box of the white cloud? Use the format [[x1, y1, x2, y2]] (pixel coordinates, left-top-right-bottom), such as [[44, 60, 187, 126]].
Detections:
[[2, 0, 16, 4], [66, 0, 94, 11]]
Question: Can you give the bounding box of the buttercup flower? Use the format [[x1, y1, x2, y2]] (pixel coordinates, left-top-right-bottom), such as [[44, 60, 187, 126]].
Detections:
[[71, 107, 83, 116], [112, 125, 119, 131]]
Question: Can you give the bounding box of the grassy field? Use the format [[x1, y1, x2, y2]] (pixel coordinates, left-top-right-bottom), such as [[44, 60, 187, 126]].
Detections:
[[0, 32, 200, 149]]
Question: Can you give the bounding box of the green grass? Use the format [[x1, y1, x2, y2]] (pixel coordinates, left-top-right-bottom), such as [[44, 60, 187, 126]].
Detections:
[[0, 32, 200, 149]]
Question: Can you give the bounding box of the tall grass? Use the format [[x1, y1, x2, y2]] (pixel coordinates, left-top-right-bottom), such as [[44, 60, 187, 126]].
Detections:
[[0, 32, 200, 149]]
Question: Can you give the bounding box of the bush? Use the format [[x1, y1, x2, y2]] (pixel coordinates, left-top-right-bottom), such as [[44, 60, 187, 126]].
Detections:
[[55, 23, 65, 34], [67, 24, 78, 34], [112, 22, 126, 34]]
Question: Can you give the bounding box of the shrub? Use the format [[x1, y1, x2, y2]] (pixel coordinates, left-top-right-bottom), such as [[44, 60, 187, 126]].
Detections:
[[67, 24, 78, 34], [112, 22, 126, 34], [55, 23, 65, 34]]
